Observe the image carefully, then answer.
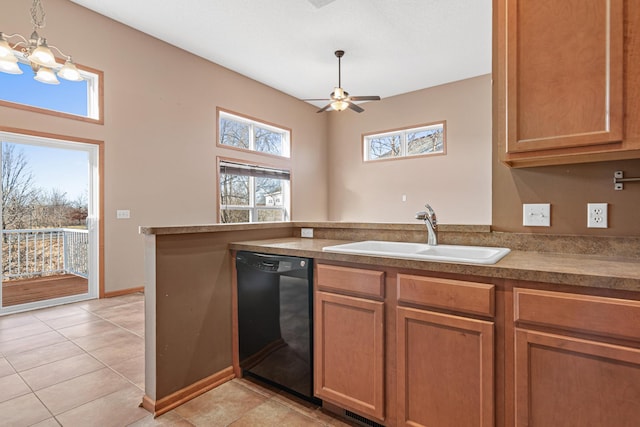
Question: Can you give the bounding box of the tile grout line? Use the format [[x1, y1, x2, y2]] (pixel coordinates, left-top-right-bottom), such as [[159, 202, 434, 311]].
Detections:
[[1, 295, 145, 425]]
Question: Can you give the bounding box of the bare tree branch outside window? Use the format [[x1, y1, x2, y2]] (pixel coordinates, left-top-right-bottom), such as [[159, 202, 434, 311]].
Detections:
[[364, 122, 446, 162]]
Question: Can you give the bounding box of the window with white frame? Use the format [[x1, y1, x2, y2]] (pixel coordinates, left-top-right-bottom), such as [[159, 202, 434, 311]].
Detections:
[[218, 110, 290, 158], [219, 160, 290, 223], [0, 55, 102, 122], [363, 122, 446, 162]]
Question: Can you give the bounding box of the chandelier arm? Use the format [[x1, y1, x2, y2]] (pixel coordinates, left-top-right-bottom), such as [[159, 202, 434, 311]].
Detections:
[[47, 44, 71, 61], [2, 33, 30, 46]]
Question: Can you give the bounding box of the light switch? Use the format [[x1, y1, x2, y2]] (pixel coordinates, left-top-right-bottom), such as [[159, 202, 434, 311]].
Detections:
[[523, 204, 550, 227]]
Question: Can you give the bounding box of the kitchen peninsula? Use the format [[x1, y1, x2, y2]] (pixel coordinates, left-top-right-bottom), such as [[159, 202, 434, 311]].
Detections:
[[140, 222, 640, 426]]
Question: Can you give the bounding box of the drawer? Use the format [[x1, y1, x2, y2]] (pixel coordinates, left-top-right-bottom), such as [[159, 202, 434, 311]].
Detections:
[[316, 264, 385, 299], [514, 288, 640, 341], [397, 274, 494, 317]]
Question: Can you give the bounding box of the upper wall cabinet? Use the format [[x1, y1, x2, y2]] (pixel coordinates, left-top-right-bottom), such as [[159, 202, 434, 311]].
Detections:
[[495, 0, 640, 167]]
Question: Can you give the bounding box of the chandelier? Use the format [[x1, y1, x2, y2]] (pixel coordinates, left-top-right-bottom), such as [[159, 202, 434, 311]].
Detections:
[[0, 0, 82, 84]]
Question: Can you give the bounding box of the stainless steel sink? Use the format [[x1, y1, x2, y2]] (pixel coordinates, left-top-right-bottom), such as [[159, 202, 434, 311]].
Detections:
[[322, 240, 510, 265]]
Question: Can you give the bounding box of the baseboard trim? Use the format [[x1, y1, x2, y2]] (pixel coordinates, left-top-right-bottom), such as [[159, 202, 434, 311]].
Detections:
[[141, 366, 235, 417], [104, 286, 144, 298]]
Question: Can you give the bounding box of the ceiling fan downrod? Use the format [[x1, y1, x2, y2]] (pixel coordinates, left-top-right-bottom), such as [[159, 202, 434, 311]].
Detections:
[[335, 50, 344, 89]]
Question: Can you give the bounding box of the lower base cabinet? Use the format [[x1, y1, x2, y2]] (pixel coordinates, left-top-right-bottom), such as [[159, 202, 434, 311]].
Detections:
[[314, 264, 386, 421], [513, 288, 640, 427], [397, 307, 495, 427], [514, 329, 640, 427], [313, 264, 640, 427]]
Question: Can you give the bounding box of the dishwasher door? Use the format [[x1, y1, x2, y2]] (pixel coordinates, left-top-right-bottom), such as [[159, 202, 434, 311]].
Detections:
[[236, 251, 317, 402]]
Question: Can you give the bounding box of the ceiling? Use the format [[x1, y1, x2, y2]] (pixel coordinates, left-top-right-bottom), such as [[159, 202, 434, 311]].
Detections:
[[68, 0, 492, 107]]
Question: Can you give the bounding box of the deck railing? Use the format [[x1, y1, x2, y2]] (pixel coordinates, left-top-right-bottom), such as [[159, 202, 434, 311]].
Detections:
[[2, 228, 89, 281]]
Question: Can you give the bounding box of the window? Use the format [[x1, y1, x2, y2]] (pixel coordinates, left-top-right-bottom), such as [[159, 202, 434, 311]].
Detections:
[[0, 54, 102, 123], [219, 160, 290, 223], [218, 109, 290, 158], [363, 122, 446, 162]]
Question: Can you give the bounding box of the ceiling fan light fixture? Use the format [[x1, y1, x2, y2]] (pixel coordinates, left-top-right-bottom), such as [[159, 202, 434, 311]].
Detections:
[[308, 49, 380, 113], [331, 100, 349, 111], [332, 86, 346, 99]]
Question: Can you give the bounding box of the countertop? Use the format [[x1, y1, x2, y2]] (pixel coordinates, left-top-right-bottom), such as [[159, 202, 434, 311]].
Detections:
[[229, 237, 640, 292]]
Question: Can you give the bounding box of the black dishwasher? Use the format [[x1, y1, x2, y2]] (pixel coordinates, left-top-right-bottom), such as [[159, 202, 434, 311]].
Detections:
[[236, 251, 318, 403]]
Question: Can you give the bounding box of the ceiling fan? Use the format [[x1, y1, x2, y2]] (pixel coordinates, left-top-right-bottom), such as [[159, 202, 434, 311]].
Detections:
[[305, 50, 381, 113]]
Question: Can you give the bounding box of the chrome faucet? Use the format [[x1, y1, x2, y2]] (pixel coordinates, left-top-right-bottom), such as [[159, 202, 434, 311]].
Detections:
[[416, 204, 438, 246]]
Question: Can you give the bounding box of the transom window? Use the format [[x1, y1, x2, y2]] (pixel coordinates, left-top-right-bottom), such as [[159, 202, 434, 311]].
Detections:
[[219, 160, 290, 223], [0, 54, 102, 122], [218, 109, 290, 158], [363, 122, 446, 162]]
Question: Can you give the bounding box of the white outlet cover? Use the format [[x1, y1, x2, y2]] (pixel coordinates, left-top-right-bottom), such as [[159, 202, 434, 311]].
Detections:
[[587, 203, 608, 228], [523, 203, 551, 227], [116, 209, 130, 219], [301, 228, 314, 238]]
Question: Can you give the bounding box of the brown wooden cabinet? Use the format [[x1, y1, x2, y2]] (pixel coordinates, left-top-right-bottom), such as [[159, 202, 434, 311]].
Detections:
[[313, 263, 640, 427], [315, 264, 386, 421], [494, 0, 640, 167], [513, 288, 640, 426], [397, 274, 495, 427]]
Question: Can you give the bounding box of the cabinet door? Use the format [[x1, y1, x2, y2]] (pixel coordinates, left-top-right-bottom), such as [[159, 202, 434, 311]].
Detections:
[[314, 291, 385, 421], [504, 0, 623, 154], [515, 329, 640, 427], [397, 307, 494, 427]]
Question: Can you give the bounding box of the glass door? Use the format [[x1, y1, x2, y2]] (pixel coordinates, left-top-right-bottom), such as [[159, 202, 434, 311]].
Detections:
[[0, 132, 99, 315]]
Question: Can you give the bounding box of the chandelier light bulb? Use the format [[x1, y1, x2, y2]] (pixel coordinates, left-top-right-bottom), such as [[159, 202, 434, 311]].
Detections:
[[58, 58, 82, 81], [28, 40, 57, 68], [0, 37, 13, 57], [34, 66, 60, 84], [0, 57, 23, 74]]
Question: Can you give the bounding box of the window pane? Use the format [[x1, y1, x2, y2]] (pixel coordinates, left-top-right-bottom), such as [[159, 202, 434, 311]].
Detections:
[[368, 134, 402, 160], [255, 177, 283, 207], [407, 127, 444, 155], [0, 61, 91, 117], [220, 174, 249, 206], [220, 209, 250, 223], [219, 118, 250, 149], [254, 126, 283, 156], [257, 209, 284, 222]]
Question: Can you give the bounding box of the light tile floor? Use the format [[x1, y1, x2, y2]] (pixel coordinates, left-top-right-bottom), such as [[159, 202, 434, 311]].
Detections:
[[0, 293, 355, 426]]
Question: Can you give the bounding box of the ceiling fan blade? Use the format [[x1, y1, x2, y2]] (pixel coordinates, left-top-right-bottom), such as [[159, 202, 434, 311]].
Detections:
[[316, 103, 333, 113], [349, 96, 381, 101], [347, 102, 364, 113], [303, 98, 332, 101]]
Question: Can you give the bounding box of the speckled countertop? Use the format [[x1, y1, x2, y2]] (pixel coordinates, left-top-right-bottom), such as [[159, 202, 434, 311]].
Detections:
[[229, 237, 640, 292]]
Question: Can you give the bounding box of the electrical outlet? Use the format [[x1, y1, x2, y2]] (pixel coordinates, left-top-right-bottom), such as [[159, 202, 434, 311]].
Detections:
[[301, 228, 314, 238], [523, 203, 551, 227], [587, 203, 608, 228], [116, 209, 130, 219]]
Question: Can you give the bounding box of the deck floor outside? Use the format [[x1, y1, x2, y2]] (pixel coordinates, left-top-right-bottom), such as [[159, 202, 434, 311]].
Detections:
[[2, 274, 88, 307]]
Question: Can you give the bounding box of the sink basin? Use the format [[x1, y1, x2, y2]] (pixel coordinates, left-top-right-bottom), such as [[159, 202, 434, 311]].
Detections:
[[322, 240, 510, 265]]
